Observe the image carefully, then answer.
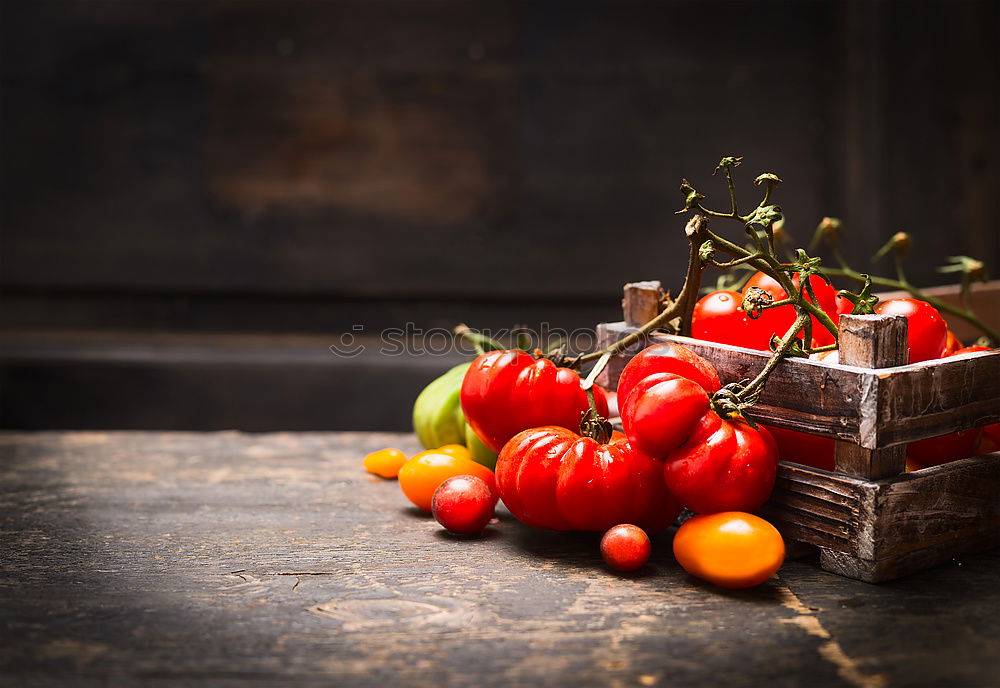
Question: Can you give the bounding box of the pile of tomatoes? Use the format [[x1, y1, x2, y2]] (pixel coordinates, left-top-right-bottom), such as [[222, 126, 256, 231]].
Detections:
[[693, 271, 999, 469], [367, 339, 787, 589]]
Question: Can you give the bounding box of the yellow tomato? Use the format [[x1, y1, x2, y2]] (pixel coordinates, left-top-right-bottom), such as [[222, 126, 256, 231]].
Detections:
[[411, 444, 472, 461], [363, 448, 408, 479], [398, 452, 496, 512], [672, 512, 785, 588]]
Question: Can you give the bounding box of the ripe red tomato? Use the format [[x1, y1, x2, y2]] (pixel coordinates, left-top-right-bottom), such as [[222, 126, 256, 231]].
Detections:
[[663, 411, 778, 514], [691, 290, 753, 347], [431, 475, 496, 535], [461, 350, 609, 453], [743, 271, 839, 349], [600, 524, 651, 572], [673, 512, 785, 588], [907, 427, 983, 468], [874, 298, 947, 364], [616, 342, 720, 459], [495, 426, 681, 533], [760, 424, 836, 472]]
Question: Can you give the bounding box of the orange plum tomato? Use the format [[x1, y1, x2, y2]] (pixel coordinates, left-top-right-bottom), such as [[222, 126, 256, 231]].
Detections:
[[431, 475, 496, 535], [600, 524, 651, 572], [398, 452, 497, 512], [363, 448, 408, 479], [672, 512, 785, 588]]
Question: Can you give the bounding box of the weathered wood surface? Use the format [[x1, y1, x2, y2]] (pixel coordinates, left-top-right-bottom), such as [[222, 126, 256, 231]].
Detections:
[[3, 432, 1000, 687]]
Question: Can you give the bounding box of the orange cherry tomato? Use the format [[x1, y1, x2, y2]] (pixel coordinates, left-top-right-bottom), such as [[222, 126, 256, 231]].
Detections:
[[398, 452, 497, 511], [363, 448, 408, 479], [411, 444, 472, 461], [672, 512, 785, 588]]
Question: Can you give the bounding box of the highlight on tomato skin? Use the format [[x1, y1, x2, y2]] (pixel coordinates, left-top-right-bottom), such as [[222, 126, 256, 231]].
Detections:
[[672, 511, 785, 589]]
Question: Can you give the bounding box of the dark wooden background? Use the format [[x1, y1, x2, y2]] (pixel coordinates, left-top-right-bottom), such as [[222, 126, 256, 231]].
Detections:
[[1, 0, 998, 431]]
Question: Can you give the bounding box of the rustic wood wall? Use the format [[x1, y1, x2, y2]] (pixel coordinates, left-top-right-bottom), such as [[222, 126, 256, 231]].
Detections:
[[1, 0, 997, 430]]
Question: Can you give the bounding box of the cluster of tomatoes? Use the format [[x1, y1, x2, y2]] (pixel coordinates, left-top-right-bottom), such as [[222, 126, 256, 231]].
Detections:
[[366, 342, 787, 589], [693, 271, 999, 469]]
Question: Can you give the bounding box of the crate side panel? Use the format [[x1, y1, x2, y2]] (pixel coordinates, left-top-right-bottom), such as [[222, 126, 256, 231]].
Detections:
[[871, 453, 1000, 560], [876, 352, 1000, 445]]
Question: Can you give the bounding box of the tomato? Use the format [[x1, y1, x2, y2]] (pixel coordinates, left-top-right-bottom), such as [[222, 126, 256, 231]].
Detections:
[[431, 475, 496, 535], [363, 447, 408, 478], [874, 298, 947, 364], [941, 330, 963, 357], [907, 427, 983, 468], [691, 291, 753, 347], [672, 512, 785, 588], [761, 425, 836, 472], [663, 410, 778, 514], [600, 524, 651, 572], [495, 426, 681, 533], [835, 293, 854, 320], [398, 452, 497, 512], [742, 271, 839, 349], [952, 345, 991, 355], [620, 372, 711, 459], [412, 444, 471, 461], [617, 341, 721, 403], [461, 350, 609, 453]]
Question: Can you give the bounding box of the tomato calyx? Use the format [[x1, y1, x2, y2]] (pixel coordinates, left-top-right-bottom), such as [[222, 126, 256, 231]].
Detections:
[[708, 381, 760, 428], [579, 408, 613, 444]]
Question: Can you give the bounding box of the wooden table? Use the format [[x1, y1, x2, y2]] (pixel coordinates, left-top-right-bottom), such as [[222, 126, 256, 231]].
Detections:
[[2, 432, 999, 687]]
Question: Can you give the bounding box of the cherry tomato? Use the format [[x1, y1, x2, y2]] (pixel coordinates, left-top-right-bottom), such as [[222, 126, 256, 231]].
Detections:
[[691, 291, 752, 347], [742, 271, 839, 349], [907, 427, 983, 467], [398, 452, 497, 511], [461, 350, 609, 453], [363, 447, 408, 479], [600, 524, 651, 572], [761, 424, 836, 472], [874, 298, 947, 364], [495, 426, 681, 533], [431, 475, 496, 535], [663, 411, 778, 514], [673, 512, 785, 588]]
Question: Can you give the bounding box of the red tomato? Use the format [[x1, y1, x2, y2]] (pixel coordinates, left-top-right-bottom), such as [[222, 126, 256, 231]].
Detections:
[[742, 271, 839, 349], [461, 350, 609, 453], [940, 330, 963, 357], [874, 298, 947, 364], [834, 293, 854, 320], [663, 411, 778, 514], [600, 524, 651, 572], [617, 341, 721, 402], [673, 512, 785, 588], [616, 342, 720, 459], [691, 291, 752, 347], [431, 475, 496, 535], [761, 424, 836, 472], [620, 372, 711, 459], [495, 426, 682, 533], [907, 427, 983, 468]]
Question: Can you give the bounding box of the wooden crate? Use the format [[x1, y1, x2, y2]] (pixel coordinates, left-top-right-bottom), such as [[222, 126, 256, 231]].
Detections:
[[595, 281, 1000, 582]]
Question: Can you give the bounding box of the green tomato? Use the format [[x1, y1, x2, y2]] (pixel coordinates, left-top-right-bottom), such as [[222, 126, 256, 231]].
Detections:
[[412, 362, 499, 470]]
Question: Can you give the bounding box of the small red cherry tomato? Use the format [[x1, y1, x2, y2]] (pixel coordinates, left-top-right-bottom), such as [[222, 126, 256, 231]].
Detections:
[[673, 512, 785, 588], [431, 475, 496, 535], [663, 411, 778, 514], [874, 298, 947, 364], [743, 271, 839, 349], [691, 290, 753, 348], [600, 524, 651, 572]]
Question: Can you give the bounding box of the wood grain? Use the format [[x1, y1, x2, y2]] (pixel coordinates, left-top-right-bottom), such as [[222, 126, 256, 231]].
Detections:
[[3, 431, 1000, 686]]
